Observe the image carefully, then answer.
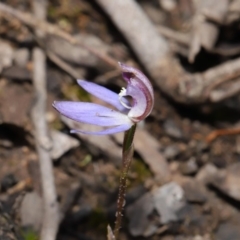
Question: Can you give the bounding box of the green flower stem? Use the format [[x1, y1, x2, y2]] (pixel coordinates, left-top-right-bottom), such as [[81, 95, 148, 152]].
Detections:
[[113, 124, 137, 239]]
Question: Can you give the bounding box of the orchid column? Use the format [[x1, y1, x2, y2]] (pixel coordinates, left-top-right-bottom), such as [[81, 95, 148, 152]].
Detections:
[[53, 63, 154, 239]]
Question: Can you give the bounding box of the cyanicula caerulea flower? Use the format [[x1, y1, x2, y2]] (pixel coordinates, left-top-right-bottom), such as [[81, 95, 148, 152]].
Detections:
[[53, 63, 154, 135]]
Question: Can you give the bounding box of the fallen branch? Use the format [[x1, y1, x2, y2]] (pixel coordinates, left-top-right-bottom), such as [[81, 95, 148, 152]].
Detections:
[[31, 1, 59, 240], [95, 0, 169, 75]]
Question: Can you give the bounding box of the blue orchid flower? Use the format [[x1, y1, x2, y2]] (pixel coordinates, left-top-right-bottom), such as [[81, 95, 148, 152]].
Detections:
[[53, 63, 154, 135]]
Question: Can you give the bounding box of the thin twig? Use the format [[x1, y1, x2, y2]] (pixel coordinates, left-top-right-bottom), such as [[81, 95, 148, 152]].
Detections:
[[0, 2, 118, 68], [33, 35, 82, 79], [31, 1, 59, 240], [206, 127, 240, 143], [46, 50, 81, 79]]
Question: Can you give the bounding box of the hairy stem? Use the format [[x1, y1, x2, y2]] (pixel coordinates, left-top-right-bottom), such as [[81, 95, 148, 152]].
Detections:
[[114, 124, 137, 239]]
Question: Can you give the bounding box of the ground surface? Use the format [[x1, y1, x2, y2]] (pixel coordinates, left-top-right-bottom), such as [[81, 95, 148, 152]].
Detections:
[[1, 1, 240, 240]]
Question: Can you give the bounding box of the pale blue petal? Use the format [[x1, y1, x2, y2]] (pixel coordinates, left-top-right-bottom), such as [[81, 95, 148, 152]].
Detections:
[[70, 124, 132, 135], [53, 101, 132, 127], [77, 80, 129, 112]]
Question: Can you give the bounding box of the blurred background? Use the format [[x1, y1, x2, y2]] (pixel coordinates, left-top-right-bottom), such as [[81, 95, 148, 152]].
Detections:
[[1, 0, 240, 239]]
